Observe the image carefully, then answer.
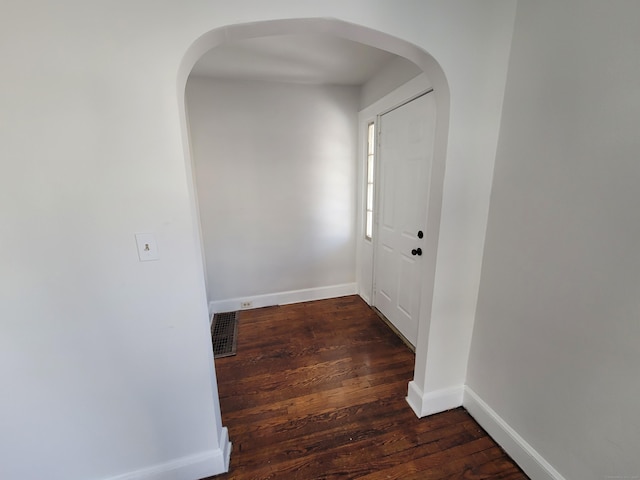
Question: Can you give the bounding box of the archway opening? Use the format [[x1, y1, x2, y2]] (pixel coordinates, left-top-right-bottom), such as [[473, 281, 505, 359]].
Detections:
[[177, 17, 450, 418]]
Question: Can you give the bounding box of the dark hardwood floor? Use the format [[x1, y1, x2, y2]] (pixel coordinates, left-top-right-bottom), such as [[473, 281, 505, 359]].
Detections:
[[205, 295, 528, 480]]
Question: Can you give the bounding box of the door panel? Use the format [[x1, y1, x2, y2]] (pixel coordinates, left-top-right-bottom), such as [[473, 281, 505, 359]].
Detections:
[[373, 92, 435, 347]]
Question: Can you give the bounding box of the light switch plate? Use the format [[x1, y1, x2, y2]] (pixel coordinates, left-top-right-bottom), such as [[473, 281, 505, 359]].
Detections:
[[135, 233, 159, 261]]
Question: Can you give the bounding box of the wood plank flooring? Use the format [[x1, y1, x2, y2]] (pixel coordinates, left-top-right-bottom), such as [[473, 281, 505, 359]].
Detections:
[[205, 295, 528, 480]]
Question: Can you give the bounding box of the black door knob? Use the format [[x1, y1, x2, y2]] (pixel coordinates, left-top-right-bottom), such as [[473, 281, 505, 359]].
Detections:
[[411, 248, 422, 256]]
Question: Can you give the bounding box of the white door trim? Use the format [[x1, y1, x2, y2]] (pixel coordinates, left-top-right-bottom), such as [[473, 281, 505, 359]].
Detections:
[[371, 90, 436, 347], [357, 75, 435, 305], [371, 88, 434, 304]]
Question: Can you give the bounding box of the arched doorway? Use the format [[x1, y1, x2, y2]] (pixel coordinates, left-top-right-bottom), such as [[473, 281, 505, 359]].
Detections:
[[177, 17, 450, 420]]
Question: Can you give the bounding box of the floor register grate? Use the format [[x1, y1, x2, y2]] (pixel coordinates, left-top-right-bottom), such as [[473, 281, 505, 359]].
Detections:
[[211, 311, 238, 358]]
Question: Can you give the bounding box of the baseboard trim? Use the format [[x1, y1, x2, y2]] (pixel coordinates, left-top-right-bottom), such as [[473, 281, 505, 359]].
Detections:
[[406, 381, 464, 418], [463, 387, 566, 480], [219, 426, 231, 473], [105, 440, 230, 480], [208, 283, 358, 315]]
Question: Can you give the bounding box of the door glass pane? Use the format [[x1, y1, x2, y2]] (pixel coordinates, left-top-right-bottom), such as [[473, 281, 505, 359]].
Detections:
[[368, 122, 375, 154]]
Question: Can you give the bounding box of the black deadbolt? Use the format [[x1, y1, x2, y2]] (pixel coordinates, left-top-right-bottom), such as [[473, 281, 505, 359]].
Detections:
[[417, 230, 424, 239]]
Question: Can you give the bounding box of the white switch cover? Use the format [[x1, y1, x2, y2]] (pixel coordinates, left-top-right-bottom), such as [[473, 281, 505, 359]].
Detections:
[[135, 233, 159, 261]]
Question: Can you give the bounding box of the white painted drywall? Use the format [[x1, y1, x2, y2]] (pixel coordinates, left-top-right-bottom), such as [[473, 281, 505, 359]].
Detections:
[[359, 55, 422, 110], [186, 76, 359, 303], [0, 2, 516, 479], [467, 1, 640, 479]]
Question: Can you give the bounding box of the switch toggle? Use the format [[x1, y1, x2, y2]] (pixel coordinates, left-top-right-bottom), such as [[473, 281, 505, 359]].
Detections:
[[135, 233, 159, 261]]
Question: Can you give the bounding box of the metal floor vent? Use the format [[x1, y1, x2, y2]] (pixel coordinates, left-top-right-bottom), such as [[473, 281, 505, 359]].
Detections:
[[211, 311, 238, 358]]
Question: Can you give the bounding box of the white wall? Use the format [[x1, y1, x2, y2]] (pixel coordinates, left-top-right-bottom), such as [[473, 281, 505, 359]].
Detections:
[[359, 55, 422, 110], [467, 1, 640, 479], [186, 77, 359, 309], [0, 2, 516, 479]]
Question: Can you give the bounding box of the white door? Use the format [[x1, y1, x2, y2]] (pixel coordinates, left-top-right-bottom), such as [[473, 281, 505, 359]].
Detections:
[[373, 92, 436, 347]]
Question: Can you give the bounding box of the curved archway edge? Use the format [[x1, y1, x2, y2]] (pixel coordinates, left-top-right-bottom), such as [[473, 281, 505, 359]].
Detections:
[[177, 17, 451, 419]]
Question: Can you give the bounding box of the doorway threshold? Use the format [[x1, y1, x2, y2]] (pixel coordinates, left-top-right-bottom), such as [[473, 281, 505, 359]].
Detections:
[[372, 307, 415, 352]]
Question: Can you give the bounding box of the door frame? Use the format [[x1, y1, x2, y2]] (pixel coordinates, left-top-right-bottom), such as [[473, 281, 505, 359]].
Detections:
[[370, 88, 435, 349], [357, 74, 437, 306]]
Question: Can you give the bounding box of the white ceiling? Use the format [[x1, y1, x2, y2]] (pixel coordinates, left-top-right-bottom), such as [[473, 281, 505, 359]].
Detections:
[[189, 34, 399, 85]]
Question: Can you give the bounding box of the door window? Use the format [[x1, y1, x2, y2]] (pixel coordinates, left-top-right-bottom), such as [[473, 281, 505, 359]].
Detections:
[[365, 121, 375, 240]]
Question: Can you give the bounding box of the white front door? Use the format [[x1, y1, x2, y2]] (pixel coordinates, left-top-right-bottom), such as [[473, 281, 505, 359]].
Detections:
[[373, 92, 436, 347]]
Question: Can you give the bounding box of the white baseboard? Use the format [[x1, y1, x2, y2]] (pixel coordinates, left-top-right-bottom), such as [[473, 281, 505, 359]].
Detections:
[[406, 381, 464, 418], [106, 434, 230, 480], [359, 293, 371, 305], [208, 283, 357, 315], [463, 387, 565, 480], [219, 426, 231, 473]]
